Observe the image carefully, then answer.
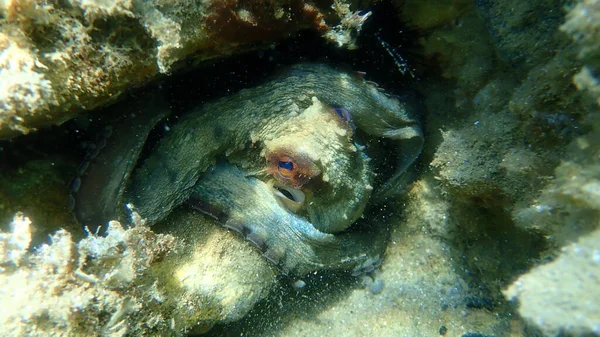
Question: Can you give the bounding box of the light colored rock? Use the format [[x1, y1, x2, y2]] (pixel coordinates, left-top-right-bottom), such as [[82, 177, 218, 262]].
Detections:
[[504, 228, 600, 336], [0, 214, 175, 337], [0, 208, 277, 336], [158, 209, 278, 325], [0, 0, 367, 139], [0, 213, 31, 267]]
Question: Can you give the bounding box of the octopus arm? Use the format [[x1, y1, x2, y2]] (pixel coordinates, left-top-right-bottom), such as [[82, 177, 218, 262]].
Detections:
[[355, 97, 424, 202], [189, 162, 388, 276], [125, 107, 236, 225], [73, 91, 170, 230]]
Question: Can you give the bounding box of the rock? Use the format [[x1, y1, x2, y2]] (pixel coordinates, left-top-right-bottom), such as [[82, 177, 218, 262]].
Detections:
[[504, 228, 600, 336], [0, 214, 177, 336], [0, 207, 277, 336], [0, 0, 368, 139], [475, 0, 565, 72], [156, 209, 278, 326], [400, 0, 472, 30], [0, 158, 80, 246], [561, 0, 600, 105]]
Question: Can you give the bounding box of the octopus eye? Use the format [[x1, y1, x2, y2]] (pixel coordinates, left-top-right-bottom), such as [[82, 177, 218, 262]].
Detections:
[[277, 156, 295, 179], [266, 151, 321, 188]]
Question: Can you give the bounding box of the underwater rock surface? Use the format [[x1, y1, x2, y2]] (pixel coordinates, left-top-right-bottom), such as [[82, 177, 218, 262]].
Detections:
[[0, 213, 179, 336], [504, 228, 600, 336], [0, 0, 369, 139], [0, 210, 278, 336]]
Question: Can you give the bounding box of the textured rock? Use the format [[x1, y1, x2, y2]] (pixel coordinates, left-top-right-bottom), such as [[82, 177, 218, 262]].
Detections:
[[0, 209, 278, 336], [561, 0, 600, 106], [0, 214, 177, 336], [475, 0, 565, 72], [504, 228, 600, 336], [157, 209, 278, 327], [0, 0, 368, 139]]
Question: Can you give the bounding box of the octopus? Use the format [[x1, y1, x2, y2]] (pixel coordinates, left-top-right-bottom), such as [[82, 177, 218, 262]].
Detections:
[[73, 63, 423, 276]]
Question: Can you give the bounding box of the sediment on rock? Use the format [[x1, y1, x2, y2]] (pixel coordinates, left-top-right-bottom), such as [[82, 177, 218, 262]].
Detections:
[[0, 0, 368, 139]]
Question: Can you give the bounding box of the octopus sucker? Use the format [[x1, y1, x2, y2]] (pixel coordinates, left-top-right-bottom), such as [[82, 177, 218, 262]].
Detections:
[[73, 63, 423, 276]]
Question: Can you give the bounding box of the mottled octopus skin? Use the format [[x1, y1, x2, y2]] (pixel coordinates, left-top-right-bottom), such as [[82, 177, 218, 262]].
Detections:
[[127, 64, 422, 227], [75, 63, 423, 275], [189, 162, 387, 275]]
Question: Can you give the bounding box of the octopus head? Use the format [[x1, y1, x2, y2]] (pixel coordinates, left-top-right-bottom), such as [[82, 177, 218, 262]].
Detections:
[[264, 148, 321, 213], [261, 98, 373, 233]]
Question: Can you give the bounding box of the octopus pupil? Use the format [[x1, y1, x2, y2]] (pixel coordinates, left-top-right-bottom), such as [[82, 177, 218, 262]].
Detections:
[[278, 161, 294, 170]]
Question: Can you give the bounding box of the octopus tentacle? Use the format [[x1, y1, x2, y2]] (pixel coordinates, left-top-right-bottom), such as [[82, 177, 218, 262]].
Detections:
[[187, 162, 388, 276], [72, 91, 170, 229]]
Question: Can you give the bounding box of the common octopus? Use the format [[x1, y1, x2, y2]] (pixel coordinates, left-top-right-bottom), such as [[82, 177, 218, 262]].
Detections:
[[73, 63, 423, 276]]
